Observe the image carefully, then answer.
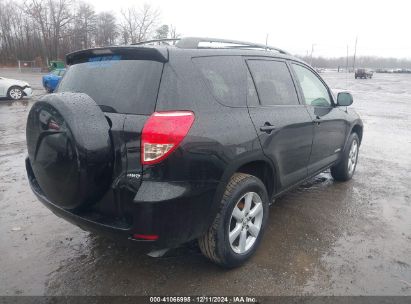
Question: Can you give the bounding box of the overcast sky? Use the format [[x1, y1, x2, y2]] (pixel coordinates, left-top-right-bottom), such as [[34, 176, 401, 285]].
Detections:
[[94, 0, 410, 58]]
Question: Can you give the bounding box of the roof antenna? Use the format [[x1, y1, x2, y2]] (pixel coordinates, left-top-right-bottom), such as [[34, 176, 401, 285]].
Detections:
[[265, 34, 269, 50]]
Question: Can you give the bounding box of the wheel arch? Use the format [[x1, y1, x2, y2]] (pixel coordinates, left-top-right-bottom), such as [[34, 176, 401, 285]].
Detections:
[[341, 122, 363, 156], [351, 123, 363, 145], [236, 160, 276, 199], [208, 155, 277, 225]]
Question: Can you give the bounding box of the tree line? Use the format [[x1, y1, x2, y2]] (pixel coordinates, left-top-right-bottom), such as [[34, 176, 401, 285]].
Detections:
[[2, 0, 410, 69], [298, 55, 411, 70], [0, 0, 179, 66]]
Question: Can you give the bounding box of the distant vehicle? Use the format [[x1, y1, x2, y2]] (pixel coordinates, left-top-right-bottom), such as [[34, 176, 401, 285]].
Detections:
[[355, 68, 373, 79], [393, 68, 411, 74], [48, 60, 65, 71], [42, 68, 66, 93], [0, 76, 32, 100]]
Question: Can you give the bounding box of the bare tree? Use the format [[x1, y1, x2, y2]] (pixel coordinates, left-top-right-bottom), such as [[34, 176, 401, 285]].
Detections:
[[23, 0, 72, 60], [0, 0, 44, 63], [169, 24, 180, 41], [120, 3, 160, 44], [136, 4, 160, 42], [0, 0, 176, 66], [119, 7, 135, 44]]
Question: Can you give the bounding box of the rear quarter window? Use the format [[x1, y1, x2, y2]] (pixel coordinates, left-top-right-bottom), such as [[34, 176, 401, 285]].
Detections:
[[192, 56, 246, 107], [57, 59, 163, 114]]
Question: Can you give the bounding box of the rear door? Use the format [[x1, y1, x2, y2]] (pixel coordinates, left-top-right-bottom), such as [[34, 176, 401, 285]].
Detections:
[[290, 62, 348, 175], [0, 78, 6, 96], [246, 58, 314, 190], [57, 54, 165, 184]]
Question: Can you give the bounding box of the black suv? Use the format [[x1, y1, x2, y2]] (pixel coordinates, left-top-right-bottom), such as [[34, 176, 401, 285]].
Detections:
[[26, 37, 363, 268], [355, 68, 373, 79]]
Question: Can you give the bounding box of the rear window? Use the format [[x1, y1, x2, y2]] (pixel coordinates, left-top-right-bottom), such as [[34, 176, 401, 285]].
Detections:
[[57, 58, 163, 114], [193, 56, 246, 107]]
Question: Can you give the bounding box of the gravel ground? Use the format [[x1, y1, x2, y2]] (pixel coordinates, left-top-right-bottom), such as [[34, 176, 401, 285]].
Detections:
[[0, 68, 410, 296]]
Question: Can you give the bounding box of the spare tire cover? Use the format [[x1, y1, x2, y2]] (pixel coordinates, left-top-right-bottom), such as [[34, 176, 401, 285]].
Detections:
[[26, 92, 113, 210]]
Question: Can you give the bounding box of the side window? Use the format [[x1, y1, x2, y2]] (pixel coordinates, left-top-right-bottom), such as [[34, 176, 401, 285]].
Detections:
[[193, 56, 246, 107], [247, 60, 299, 106], [292, 64, 331, 107], [247, 70, 259, 106]]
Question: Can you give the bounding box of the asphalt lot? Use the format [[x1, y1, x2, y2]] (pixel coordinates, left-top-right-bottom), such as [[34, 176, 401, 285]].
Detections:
[[0, 68, 410, 296]]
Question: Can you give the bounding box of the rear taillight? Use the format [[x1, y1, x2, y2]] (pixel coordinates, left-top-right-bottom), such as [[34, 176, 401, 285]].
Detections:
[[141, 111, 195, 165], [132, 234, 159, 240]]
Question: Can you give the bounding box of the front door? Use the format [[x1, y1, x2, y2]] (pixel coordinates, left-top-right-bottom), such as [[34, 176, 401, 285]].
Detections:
[[290, 63, 349, 175], [246, 59, 314, 191]]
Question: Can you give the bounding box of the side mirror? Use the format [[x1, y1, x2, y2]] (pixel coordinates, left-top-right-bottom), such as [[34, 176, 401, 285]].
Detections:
[[337, 92, 353, 106]]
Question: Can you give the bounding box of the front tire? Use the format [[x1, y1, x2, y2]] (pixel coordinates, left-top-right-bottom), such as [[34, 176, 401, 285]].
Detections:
[[331, 133, 360, 181], [199, 173, 269, 268], [7, 86, 23, 100]]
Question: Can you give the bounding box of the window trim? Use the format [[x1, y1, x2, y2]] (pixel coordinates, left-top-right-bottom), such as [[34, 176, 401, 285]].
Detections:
[[245, 57, 303, 108], [289, 61, 336, 107]]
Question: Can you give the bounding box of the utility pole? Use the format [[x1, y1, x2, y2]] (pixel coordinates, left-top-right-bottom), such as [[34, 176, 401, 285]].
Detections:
[[353, 36, 358, 71], [310, 44, 315, 66], [346, 45, 349, 73]]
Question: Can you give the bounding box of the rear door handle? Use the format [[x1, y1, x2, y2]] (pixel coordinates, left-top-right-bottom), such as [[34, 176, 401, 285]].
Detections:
[[260, 122, 276, 134]]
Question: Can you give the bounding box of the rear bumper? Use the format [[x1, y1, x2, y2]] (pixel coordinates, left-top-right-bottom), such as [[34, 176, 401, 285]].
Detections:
[[26, 157, 218, 249]]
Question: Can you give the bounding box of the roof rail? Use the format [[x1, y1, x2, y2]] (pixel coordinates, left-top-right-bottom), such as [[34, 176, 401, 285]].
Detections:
[[131, 38, 181, 46], [131, 37, 290, 55], [175, 37, 290, 55]]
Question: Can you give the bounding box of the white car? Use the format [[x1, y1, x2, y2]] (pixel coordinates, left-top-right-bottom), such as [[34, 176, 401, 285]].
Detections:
[[0, 77, 33, 100]]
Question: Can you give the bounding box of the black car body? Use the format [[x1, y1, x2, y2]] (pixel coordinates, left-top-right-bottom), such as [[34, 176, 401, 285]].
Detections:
[[26, 37, 363, 267]]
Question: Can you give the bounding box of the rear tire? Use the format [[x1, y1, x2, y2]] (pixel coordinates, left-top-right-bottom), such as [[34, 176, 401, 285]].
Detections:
[[199, 173, 269, 268], [331, 133, 360, 181]]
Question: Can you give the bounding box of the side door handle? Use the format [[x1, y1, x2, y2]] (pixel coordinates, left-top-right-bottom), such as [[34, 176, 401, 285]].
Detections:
[[313, 115, 321, 125], [260, 122, 276, 134]]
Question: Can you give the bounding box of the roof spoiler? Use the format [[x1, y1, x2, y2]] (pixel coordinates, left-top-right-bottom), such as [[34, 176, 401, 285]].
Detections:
[[66, 46, 168, 65]]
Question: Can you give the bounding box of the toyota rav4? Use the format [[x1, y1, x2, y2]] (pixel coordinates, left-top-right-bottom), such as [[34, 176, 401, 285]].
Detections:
[[26, 37, 363, 268]]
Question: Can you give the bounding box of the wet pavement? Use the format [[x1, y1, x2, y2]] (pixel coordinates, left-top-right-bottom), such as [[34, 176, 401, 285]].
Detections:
[[0, 69, 410, 296]]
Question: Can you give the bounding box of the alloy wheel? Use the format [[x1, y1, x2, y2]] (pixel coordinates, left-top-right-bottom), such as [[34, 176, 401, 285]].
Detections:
[[229, 192, 264, 254], [10, 88, 22, 100], [348, 139, 358, 175]]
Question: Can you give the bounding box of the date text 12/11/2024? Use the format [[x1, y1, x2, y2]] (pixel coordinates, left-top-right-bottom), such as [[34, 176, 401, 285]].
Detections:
[[149, 296, 257, 303]]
